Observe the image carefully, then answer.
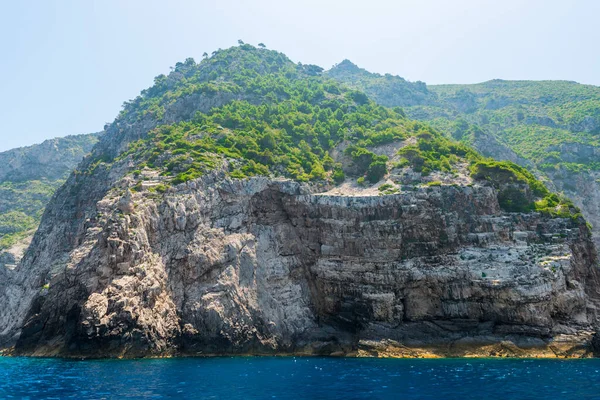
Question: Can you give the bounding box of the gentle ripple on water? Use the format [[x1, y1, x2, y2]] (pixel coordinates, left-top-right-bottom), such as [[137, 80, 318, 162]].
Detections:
[[1, 357, 600, 399]]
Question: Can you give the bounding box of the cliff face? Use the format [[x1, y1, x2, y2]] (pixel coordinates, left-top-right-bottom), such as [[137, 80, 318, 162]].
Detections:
[[5, 165, 600, 357], [546, 168, 600, 245]]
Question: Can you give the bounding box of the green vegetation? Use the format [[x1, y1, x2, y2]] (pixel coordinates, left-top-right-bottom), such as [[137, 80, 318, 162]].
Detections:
[[415, 80, 598, 170], [325, 60, 435, 107], [121, 94, 409, 184], [328, 64, 600, 179], [396, 133, 478, 175], [0, 211, 37, 249], [105, 45, 580, 221], [114, 45, 422, 185], [392, 131, 576, 214], [327, 62, 597, 223], [470, 160, 548, 197], [0, 180, 63, 250], [470, 160, 545, 212], [344, 145, 390, 183], [378, 183, 399, 195], [0, 134, 98, 251], [470, 160, 580, 216], [332, 165, 345, 183]]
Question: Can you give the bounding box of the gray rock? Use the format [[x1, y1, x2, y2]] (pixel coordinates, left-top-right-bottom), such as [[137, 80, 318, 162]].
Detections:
[[2, 168, 598, 358]]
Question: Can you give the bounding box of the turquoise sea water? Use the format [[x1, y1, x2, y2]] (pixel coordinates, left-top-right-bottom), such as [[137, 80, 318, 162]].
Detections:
[[1, 357, 600, 399]]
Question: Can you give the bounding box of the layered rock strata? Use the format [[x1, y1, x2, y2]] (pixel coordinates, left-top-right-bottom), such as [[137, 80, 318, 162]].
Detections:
[[4, 168, 599, 358]]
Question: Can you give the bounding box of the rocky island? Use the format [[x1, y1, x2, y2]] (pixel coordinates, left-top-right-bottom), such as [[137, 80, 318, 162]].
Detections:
[[1, 45, 599, 359]]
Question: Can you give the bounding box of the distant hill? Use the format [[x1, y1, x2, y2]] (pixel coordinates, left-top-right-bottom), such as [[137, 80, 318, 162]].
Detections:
[[326, 59, 436, 107], [0, 133, 100, 267]]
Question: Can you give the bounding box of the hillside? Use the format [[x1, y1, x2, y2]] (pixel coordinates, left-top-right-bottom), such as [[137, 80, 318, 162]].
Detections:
[[1, 45, 598, 358], [326, 60, 436, 107], [427, 80, 600, 166], [327, 64, 600, 245], [0, 134, 100, 268]]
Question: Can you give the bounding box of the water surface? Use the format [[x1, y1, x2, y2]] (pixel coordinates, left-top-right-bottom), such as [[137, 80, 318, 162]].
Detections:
[[1, 356, 600, 399]]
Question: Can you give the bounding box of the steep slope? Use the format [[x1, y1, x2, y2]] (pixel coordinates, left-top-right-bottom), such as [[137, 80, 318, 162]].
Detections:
[[1, 45, 599, 358], [0, 134, 100, 269], [327, 65, 600, 246]]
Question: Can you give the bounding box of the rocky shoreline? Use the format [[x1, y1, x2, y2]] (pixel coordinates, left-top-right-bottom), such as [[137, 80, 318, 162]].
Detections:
[[2, 337, 596, 359]]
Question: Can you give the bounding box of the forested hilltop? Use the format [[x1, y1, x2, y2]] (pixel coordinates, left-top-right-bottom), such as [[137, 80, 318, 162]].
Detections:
[[0, 134, 99, 268], [327, 61, 600, 244]]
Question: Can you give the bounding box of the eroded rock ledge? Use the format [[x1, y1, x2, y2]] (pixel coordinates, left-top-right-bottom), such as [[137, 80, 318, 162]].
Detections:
[[3, 172, 600, 358]]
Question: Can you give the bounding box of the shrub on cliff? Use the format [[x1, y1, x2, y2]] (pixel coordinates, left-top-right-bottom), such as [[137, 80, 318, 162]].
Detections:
[[470, 160, 549, 197], [396, 134, 476, 174], [366, 160, 387, 183]]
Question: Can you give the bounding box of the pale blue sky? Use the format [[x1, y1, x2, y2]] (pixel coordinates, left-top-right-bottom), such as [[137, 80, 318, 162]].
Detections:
[[1, 0, 599, 151]]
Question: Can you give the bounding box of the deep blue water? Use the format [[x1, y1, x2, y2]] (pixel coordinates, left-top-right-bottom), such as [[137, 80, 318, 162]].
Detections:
[[2, 357, 600, 399]]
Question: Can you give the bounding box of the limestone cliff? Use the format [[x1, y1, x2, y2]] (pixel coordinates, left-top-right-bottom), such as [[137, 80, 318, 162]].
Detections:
[[4, 163, 599, 357]]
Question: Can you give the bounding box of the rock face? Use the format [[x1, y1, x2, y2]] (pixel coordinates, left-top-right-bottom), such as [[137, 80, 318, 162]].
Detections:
[[4, 164, 600, 357], [539, 144, 600, 246]]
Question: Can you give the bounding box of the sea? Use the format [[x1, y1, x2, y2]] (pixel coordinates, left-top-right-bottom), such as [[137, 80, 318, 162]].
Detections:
[[1, 356, 600, 399]]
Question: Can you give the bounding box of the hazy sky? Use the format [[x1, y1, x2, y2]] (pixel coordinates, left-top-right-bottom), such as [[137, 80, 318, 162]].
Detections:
[[1, 0, 599, 151]]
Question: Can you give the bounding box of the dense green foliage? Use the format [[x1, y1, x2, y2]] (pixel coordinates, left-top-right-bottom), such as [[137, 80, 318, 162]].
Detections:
[[396, 133, 479, 174], [116, 45, 423, 185], [344, 145, 390, 182], [468, 160, 581, 216], [0, 211, 37, 249], [326, 62, 598, 221], [470, 160, 548, 197], [328, 63, 600, 174], [394, 132, 576, 214], [470, 161, 544, 212], [106, 45, 578, 220], [429, 80, 600, 168]]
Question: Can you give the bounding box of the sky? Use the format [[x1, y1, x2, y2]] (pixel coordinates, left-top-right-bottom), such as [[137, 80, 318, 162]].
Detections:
[[1, 0, 599, 152]]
